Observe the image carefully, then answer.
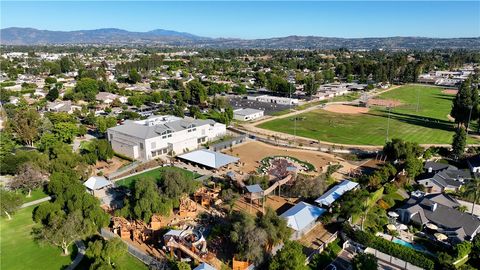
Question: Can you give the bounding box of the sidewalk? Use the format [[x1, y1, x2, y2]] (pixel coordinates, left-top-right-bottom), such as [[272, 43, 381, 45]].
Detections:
[[21, 196, 52, 208]]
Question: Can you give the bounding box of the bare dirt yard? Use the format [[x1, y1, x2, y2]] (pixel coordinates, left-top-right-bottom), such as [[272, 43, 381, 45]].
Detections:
[[442, 89, 458, 95], [367, 98, 403, 107], [221, 141, 341, 175], [323, 104, 370, 114], [93, 156, 129, 177]]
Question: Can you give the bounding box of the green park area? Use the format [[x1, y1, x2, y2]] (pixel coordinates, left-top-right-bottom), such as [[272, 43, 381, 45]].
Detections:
[[258, 85, 480, 145], [0, 205, 147, 270], [116, 166, 201, 188], [0, 205, 74, 270]]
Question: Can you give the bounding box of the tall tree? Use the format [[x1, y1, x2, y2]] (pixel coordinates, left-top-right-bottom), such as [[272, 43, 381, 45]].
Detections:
[[46, 87, 59, 101], [452, 127, 467, 159], [462, 178, 480, 215], [268, 241, 308, 270], [303, 76, 319, 97], [10, 108, 41, 146], [0, 189, 23, 220], [86, 238, 127, 266], [186, 80, 207, 104], [352, 253, 378, 270], [257, 208, 291, 250], [230, 212, 268, 264], [33, 211, 92, 255], [451, 79, 476, 127], [9, 162, 48, 197]]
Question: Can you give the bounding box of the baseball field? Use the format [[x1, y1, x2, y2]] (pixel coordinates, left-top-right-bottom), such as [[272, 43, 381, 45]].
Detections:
[[257, 85, 480, 145]]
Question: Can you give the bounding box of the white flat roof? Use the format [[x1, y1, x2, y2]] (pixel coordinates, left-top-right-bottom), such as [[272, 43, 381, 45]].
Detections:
[[178, 149, 239, 169], [315, 180, 359, 207], [84, 176, 111, 190]]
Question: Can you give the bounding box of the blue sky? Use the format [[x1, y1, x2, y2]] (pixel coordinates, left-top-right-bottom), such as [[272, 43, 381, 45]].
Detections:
[[1, 1, 479, 38]]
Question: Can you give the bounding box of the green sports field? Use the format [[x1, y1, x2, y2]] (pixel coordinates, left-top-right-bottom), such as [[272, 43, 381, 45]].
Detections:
[[258, 85, 480, 145]]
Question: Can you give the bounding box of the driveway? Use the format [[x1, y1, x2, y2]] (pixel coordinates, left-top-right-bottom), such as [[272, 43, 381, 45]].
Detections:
[[330, 249, 354, 270]]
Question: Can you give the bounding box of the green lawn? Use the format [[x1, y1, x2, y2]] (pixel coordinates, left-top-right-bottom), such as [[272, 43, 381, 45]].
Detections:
[[18, 188, 50, 203], [0, 205, 74, 270], [75, 251, 148, 270], [258, 85, 480, 145], [116, 166, 201, 188]]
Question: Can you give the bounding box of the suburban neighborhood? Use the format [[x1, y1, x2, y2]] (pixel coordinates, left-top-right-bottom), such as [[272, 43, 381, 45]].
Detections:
[[1, 1, 480, 270]]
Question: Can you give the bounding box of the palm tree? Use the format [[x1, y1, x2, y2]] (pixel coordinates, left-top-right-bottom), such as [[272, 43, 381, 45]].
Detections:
[[463, 178, 480, 215]]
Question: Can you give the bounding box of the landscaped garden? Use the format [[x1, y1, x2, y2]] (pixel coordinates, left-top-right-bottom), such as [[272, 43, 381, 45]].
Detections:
[[115, 166, 201, 188], [258, 85, 480, 145]]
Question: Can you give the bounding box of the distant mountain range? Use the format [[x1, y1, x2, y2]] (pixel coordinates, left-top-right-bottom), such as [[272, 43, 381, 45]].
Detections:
[[1, 27, 479, 50]]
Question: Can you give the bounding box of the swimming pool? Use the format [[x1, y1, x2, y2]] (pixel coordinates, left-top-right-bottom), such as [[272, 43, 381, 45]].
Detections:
[[392, 239, 425, 252]]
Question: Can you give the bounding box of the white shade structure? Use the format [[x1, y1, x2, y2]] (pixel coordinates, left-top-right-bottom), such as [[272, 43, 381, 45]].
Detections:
[[387, 224, 397, 231], [388, 211, 399, 218], [425, 223, 439, 230], [434, 232, 448, 241]]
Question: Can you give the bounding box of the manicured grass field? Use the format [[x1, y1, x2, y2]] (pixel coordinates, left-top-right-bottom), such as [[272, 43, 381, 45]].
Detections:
[[115, 166, 201, 188], [0, 205, 74, 270], [258, 85, 480, 145]]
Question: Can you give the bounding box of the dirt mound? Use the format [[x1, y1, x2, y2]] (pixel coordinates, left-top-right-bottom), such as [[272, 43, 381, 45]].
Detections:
[[442, 89, 458, 95], [367, 99, 403, 107], [323, 104, 369, 114]]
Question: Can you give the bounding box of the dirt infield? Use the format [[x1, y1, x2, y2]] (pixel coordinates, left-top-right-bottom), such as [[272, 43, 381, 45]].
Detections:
[[221, 141, 337, 174], [367, 98, 403, 107], [442, 89, 458, 95], [323, 104, 369, 114]]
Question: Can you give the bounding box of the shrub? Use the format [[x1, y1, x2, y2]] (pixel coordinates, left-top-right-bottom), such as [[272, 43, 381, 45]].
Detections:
[[348, 230, 435, 270]]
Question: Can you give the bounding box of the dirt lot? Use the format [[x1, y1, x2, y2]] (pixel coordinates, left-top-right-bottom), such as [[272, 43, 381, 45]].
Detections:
[[442, 89, 458, 95], [222, 141, 339, 175], [232, 195, 297, 216], [367, 98, 403, 107], [93, 156, 129, 177], [323, 104, 370, 114]]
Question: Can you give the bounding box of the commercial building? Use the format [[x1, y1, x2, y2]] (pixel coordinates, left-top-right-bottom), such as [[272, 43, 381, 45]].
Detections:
[[247, 95, 299, 106], [233, 108, 264, 121], [107, 115, 226, 161]]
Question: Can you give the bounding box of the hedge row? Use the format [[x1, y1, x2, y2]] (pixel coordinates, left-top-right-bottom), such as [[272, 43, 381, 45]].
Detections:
[[350, 230, 435, 270]]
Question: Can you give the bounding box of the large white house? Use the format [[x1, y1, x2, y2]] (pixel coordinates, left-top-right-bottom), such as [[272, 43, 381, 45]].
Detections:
[[107, 115, 226, 161]]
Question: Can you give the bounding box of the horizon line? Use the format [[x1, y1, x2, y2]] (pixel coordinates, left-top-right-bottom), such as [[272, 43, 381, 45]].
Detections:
[[2, 27, 480, 40]]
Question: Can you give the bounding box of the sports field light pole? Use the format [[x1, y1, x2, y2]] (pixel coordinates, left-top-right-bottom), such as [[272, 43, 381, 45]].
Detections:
[[386, 105, 392, 143], [466, 105, 473, 137], [416, 88, 420, 112]]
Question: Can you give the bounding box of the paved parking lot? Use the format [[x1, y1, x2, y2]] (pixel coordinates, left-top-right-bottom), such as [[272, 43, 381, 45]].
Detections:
[[228, 96, 293, 115]]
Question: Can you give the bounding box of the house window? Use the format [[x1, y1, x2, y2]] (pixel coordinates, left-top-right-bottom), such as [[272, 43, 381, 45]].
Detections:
[[140, 143, 144, 150]]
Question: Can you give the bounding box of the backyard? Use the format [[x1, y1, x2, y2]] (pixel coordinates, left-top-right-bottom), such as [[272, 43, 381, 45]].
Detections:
[[115, 166, 201, 188], [258, 85, 480, 145]]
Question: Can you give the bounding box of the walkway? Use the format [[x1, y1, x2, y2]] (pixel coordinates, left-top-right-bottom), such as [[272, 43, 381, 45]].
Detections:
[[65, 240, 86, 270], [20, 196, 52, 208]]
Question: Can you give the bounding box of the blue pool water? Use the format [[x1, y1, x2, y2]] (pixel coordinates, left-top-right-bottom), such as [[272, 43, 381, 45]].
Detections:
[[392, 239, 425, 251]]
